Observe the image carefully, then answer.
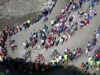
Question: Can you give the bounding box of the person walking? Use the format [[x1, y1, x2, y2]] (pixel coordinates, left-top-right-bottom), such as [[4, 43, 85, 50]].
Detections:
[[79, 0, 82, 8], [85, 62, 89, 71], [23, 41, 26, 49], [96, 60, 100, 70], [64, 52, 68, 63], [85, 48, 88, 57], [88, 56, 93, 68], [29, 33, 33, 41], [94, 10, 97, 16], [81, 62, 86, 70], [30, 40, 34, 48]]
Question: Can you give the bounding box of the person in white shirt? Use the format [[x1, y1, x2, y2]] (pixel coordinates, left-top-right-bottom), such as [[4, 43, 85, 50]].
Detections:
[[96, 33, 99, 41], [56, 23, 60, 27], [58, 54, 62, 61], [88, 41, 91, 46], [85, 48, 88, 57], [62, 8, 65, 14], [41, 39, 45, 46], [84, 12, 88, 17], [64, 49, 68, 54], [80, 22, 84, 28], [56, 54, 62, 63], [72, 5, 75, 10], [0, 46, 1, 51], [23, 41, 26, 48], [0, 56, 3, 62], [59, 37, 64, 44]]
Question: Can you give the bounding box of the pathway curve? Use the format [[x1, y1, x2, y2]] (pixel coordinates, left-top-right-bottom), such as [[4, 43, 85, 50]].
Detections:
[[6, 0, 69, 58], [6, 0, 100, 67]]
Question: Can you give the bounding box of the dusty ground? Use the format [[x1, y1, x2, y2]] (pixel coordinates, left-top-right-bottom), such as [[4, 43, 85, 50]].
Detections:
[[0, 0, 9, 5], [0, 0, 47, 30]]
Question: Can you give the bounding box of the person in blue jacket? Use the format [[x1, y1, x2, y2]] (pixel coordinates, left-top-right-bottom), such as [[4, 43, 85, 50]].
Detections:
[[91, 0, 95, 7], [82, 0, 86, 2]]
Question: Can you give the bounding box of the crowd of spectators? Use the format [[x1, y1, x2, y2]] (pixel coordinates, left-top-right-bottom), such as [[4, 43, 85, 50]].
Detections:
[[25, 0, 99, 52], [0, 0, 99, 75], [79, 25, 100, 71], [0, 0, 57, 59], [0, 0, 57, 74]]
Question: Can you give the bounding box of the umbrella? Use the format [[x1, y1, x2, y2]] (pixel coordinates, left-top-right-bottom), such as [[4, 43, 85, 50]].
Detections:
[[47, 34, 51, 39], [35, 53, 40, 57]]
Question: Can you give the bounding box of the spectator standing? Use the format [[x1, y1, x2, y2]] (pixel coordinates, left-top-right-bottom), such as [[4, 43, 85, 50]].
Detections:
[[72, 49, 76, 56], [23, 41, 26, 49], [81, 62, 86, 70], [85, 48, 88, 57], [85, 62, 89, 71], [29, 33, 33, 41], [88, 56, 93, 68], [94, 10, 97, 16], [64, 52, 68, 63], [30, 40, 34, 48], [79, 0, 82, 8], [76, 48, 80, 56]]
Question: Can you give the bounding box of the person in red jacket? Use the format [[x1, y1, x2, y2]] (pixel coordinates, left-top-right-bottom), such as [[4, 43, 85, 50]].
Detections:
[[60, 13, 63, 19], [76, 48, 80, 56], [14, 26, 18, 33], [44, 43, 48, 50]]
